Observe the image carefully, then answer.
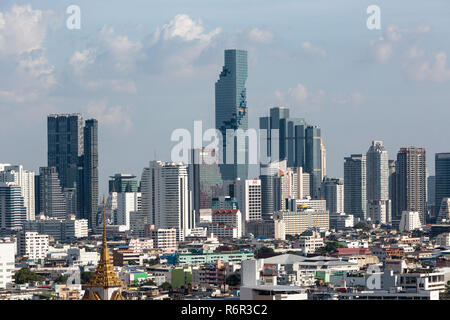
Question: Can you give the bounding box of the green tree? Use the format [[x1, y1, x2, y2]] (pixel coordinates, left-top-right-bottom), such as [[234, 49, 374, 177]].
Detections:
[[354, 222, 370, 231], [14, 268, 42, 284], [54, 275, 68, 284], [316, 241, 346, 255], [159, 282, 172, 291]]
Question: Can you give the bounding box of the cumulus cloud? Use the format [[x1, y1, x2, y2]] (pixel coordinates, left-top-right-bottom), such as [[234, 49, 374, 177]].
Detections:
[[247, 28, 274, 44], [153, 14, 221, 42], [0, 5, 55, 104], [406, 52, 450, 83], [0, 5, 48, 55], [86, 101, 133, 133], [300, 42, 327, 58]]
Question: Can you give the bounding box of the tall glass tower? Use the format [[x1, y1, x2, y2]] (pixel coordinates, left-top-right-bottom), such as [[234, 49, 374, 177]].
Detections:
[[215, 49, 248, 181], [435, 153, 450, 213]]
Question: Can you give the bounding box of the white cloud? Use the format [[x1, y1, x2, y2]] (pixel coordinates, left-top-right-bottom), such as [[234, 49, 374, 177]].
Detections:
[[248, 28, 274, 44], [0, 5, 55, 104], [154, 14, 221, 42], [406, 52, 450, 83], [87, 101, 133, 133], [300, 42, 327, 58], [0, 5, 49, 56], [372, 39, 393, 63]]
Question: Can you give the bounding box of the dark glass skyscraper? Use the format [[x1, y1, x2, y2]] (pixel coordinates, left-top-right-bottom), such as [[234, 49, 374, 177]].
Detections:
[[435, 153, 450, 212], [344, 154, 367, 221], [215, 49, 248, 181], [47, 114, 98, 229], [47, 114, 83, 191], [38, 167, 67, 219], [81, 119, 98, 230]]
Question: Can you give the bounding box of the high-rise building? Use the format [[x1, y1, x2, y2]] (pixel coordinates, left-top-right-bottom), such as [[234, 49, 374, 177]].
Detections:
[[344, 154, 367, 221], [47, 114, 83, 192], [38, 167, 67, 219], [81, 119, 98, 230], [0, 164, 35, 220], [389, 160, 397, 218], [260, 160, 285, 220], [142, 161, 191, 241], [259, 107, 324, 199], [366, 141, 389, 225], [435, 153, 450, 213], [0, 182, 27, 231], [235, 179, 262, 228], [321, 178, 344, 214], [366, 141, 389, 201], [47, 114, 98, 229], [395, 147, 426, 224], [305, 126, 323, 199], [109, 174, 138, 193], [116, 192, 141, 230], [215, 49, 248, 181], [190, 148, 224, 226]]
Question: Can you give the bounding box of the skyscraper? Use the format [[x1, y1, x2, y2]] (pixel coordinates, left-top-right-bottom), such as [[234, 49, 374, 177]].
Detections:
[[321, 178, 344, 214], [366, 141, 389, 202], [47, 114, 98, 229], [0, 183, 27, 231], [305, 126, 323, 199], [215, 49, 248, 181], [189, 148, 224, 226], [81, 119, 98, 230], [260, 160, 284, 220], [259, 107, 324, 199], [395, 147, 426, 224], [109, 174, 138, 193], [47, 114, 83, 191], [0, 164, 35, 220], [435, 153, 450, 213], [142, 161, 192, 241], [344, 154, 367, 221], [366, 141, 390, 224], [38, 167, 67, 219]]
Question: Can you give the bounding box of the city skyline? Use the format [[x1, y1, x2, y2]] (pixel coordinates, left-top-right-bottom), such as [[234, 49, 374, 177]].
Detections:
[[1, 1, 450, 197]]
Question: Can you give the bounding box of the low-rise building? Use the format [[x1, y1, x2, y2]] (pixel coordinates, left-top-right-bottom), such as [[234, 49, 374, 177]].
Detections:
[[17, 231, 49, 261]]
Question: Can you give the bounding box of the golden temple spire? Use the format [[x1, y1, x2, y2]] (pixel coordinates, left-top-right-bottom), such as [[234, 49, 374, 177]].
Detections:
[[83, 197, 123, 294]]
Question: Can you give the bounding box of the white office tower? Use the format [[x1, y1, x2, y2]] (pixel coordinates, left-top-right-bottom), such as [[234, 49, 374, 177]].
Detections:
[[280, 167, 310, 204], [116, 192, 141, 230], [0, 240, 14, 289], [320, 139, 327, 181], [0, 164, 35, 220], [18, 231, 49, 260], [399, 211, 422, 232], [0, 182, 27, 231], [143, 161, 191, 242], [106, 192, 118, 224], [235, 179, 261, 223], [366, 141, 389, 225], [321, 178, 344, 214]]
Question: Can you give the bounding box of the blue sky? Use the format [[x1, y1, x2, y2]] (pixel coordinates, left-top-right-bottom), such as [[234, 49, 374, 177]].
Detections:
[[1, 0, 450, 195]]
